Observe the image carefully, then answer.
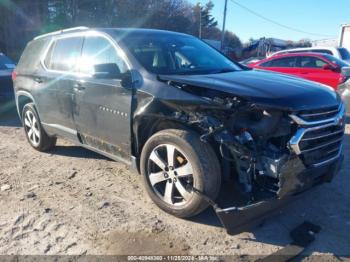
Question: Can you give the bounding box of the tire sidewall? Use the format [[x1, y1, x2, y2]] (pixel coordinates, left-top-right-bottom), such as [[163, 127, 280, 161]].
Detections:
[[22, 103, 44, 150], [140, 129, 218, 217]]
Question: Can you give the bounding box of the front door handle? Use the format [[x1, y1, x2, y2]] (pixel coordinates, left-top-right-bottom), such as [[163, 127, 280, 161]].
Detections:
[[73, 83, 86, 91]]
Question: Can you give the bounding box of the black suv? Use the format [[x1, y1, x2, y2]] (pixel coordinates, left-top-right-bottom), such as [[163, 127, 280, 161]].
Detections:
[[13, 27, 345, 233]]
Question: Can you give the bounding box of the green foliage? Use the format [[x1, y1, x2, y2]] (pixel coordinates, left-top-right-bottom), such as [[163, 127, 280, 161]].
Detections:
[[191, 1, 218, 38], [224, 31, 242, 49], [0, 0, 242, 60]]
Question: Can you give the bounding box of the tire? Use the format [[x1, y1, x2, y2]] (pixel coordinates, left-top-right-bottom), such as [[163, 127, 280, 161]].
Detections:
[[140, 129, 221, 218], [22, 103, 56, 152]]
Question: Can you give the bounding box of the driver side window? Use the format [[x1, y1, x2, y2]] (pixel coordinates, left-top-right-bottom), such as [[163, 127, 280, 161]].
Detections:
[[299, 57, 327, 68], [79, 36, 127, 76]]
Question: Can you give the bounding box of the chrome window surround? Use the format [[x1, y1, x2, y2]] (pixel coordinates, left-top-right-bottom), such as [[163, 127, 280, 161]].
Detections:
[[289, 102, 345, 126], [39, 30, 131, 77], [289, 103, 345, 167], [34, 27, 89, 40]]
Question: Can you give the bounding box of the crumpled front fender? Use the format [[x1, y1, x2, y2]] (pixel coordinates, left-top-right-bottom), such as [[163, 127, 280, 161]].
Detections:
[[194, 153, 343, 235]]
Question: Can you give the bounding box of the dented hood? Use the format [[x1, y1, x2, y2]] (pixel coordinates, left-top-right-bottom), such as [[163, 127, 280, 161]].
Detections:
[[159, 69, 341, 111]]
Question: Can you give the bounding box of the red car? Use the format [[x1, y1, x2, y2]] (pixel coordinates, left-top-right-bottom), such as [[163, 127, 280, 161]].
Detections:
[[249, 53, 350, 89]]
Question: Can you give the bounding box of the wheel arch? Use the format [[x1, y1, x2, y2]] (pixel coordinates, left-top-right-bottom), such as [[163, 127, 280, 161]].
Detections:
[[16, 91, 36, 121], [132, 115, 205, 171], [133, 115, 191, 157]]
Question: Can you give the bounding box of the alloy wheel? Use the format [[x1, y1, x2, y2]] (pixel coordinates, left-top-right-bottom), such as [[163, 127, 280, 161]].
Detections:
[[147, 144, 194, 206], [24, 110, 41, 147]]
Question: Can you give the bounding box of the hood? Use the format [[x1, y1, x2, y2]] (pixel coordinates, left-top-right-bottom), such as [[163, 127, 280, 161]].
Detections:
[[159, 69, 341, 111]]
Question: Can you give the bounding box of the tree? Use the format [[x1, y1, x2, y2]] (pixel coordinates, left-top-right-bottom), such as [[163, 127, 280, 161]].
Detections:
[[191, 1, 218, 38], [224, 31, 242, 49], [201, 1, 217, 29], [0, 0, 242, 60]]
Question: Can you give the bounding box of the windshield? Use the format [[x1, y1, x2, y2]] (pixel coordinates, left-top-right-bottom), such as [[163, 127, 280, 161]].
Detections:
[[119, 34, 241, 75], [338, 47, 350, 60], [0, 54, 15, 70], [322, 54, 350, 67]]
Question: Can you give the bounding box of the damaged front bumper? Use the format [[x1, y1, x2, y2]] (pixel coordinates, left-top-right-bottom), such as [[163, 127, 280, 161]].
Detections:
[[197, 151, 343, 235]]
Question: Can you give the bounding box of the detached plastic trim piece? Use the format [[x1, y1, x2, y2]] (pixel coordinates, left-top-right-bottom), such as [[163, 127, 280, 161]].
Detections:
[[258, 221, 321, 262], [215, 197, 294, 235]]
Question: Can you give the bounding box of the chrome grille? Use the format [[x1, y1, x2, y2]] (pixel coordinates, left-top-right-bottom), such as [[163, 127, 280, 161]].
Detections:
[[289, 103, 345, 167], [290, 103, 344, 126], [297, 105, 339, 122]]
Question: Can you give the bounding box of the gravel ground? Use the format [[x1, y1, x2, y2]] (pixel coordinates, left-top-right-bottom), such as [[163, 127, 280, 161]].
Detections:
[[0, 103, 349, 260]]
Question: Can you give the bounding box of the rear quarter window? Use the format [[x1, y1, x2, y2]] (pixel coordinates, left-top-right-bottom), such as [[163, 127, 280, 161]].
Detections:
[[17, 39, 48, 73]]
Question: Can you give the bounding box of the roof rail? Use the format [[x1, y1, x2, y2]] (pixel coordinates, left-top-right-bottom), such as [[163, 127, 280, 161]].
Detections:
[[34, 26, 89, 40]]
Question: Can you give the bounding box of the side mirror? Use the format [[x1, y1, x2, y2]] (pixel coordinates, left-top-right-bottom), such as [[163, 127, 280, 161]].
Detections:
[[119, 70, 132, 88], [323, 64, 341, 72], [93, 63, 121, 79], [341, 66, 350, 77]]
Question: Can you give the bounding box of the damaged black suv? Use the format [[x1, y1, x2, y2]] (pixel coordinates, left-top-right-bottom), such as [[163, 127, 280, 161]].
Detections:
[[14, 28, 344, 233]]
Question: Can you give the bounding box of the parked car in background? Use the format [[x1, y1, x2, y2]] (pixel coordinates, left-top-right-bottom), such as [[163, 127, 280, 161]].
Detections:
[[0, 53, 15, 101], [239, 56, 264, 66], [339, 23, 350, 51], [249, 53, 350, 89], [269, 47, 350, 63], [338, 67, 350, 116]]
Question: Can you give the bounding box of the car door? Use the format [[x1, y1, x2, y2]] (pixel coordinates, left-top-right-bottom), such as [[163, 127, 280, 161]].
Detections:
[[72, 35, 133, 160], [35, 36, 83, 140], [296, 56, 339, 88], [257, 57, 299, 76]]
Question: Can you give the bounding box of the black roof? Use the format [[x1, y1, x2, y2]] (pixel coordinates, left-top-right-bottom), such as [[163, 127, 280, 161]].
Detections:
[[34, 27, 192, 42], [97, 28, 191, 40]]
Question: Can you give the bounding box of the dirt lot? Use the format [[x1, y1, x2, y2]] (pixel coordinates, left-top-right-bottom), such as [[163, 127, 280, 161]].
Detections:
[[0, 103, 350, 259]]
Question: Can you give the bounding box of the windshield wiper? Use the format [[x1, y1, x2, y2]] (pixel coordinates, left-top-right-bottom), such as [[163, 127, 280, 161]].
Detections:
[[208, 68, 236, 74], [174, 70, 207, 75], [172, 68, 236, 75]]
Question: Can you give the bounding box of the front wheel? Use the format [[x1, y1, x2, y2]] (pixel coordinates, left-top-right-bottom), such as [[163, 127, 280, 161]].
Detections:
[[22, 103, 56, 152], [140, 129, 221, 218]]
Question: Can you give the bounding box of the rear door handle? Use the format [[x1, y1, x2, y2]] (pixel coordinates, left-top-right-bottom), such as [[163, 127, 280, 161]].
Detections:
[[73, 83, 86, 91], [34, 77, 43, 83]]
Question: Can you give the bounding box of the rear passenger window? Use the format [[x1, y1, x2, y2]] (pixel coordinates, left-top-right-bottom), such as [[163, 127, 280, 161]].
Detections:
[[268, 57, 296, 67], [48, 37, 83, 72], [79, 36, 127, 75]]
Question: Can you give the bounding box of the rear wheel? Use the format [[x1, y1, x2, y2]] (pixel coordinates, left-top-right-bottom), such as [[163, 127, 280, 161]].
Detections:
[[140, 129, 221, 218], [22, 103, 56, 151]]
